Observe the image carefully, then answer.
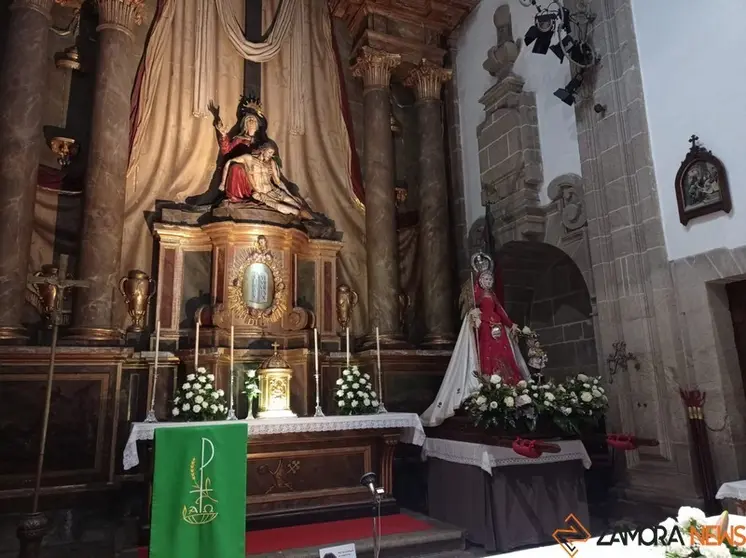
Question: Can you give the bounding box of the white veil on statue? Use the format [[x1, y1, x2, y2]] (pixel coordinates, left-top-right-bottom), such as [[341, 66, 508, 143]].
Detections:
[[420, 311, 481, 427]]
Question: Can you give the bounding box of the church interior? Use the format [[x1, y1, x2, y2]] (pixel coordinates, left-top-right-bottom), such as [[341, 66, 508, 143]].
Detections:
[[1, 0, 746, 557]]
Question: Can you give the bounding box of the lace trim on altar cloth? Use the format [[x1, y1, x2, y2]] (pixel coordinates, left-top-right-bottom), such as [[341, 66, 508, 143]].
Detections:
[[123, 413, 425, 471], [421, 438, 592, 475], [717, 480, 746, 502]]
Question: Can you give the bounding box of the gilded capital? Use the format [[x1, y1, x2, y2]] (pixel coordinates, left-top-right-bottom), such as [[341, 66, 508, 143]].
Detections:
[[351, 47, 401, 90], [10, 0, 55, 19], [404, 59, 453, 101], [96, 0, 145, 36]]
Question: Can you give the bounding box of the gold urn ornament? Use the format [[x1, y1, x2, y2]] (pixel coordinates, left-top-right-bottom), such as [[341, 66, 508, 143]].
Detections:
[[335, 284, 358, 330], [257, 342, 296, 419], [32, 265, 61, 323], [119, 270, 155, 332]]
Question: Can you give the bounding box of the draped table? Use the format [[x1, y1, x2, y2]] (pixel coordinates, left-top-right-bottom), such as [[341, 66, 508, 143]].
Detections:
[[717, 480, 746, 514], [124, 413, 425, 533], [423, 438, 591, 553]]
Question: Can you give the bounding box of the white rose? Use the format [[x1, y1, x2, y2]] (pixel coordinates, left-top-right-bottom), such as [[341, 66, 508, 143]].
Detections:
[[479, 404, 487, 411], [174, 396, 181, 404], [185, 392, 194, 399], [592, 389, 602, 398], [364, 373, 370, 379], [192, 382, 202, 390], [676, 506, 706, 528], [353, 369, 360, 376], [347, 392, 354, 399], [352, 383, 360, 389], [336, 378, 343, 385], [194, 395, 204, 404], [217, 404, 225, 412], [360, 378, 367, 384], [211, 392, 219, 399], [577, 374, 589, 382], [490, 375, 501, 385], [210, 404, 218, 413], [592, 378, 599, 384], [187, 374, 196, 381], [372, 400, 379, 407], [351, 400, 358, 407], [370, 391, 377, 398], [517, 380, 527, 389], [337, 389, 344, 397], [204, 384, 212, 390], [544, 392, 555, 401], [516, 394, 532, 407], [197, 366, 207, 373], [357, 391, 364, 397], [504, 396, 515, 408], [561, 407, 572, 416], [580, 392, 593, 403], [558, 386, 567, 392], [364, 399, 370, 406], [172, 408, 180, 416], [522, 326, 531, 335], [182, 382, 191, 390], [248, 369, 256, 378], [476, 395, 487, 405], [198, 375, 206, 382], [207, 373, 215, 381], [699, 545, 731, 558], [489, 401, 498, 409], [193, 404, 202, 413], [338, 400, 346, 407], [182, 403, 191, 411], [217, 389, 225, 396], [598, 387, 605, 394]]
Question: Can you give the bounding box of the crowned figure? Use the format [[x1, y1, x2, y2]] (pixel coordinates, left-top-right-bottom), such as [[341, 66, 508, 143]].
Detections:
[[471, 252, 530, 385]]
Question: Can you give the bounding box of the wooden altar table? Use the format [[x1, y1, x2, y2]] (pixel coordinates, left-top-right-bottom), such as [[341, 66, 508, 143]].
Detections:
[[124, 413, 425, 532], [423, 437, 591, 553]]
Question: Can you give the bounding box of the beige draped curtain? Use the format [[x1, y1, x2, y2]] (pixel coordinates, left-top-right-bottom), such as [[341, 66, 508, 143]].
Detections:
[[121, 0, 367, 331]]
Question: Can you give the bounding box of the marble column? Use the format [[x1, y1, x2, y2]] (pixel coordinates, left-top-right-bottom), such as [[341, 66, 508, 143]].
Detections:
[[69, 0, 142, 341], [351, 47, 403, 345], [404, 60, 455, 347], [0, 0, 55, 342]]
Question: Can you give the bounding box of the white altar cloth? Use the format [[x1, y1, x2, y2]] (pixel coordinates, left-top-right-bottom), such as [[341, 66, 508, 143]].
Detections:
[[123, 412, 425, 470], [487, 515, 746, 558], [717, 480, 746, 501], [422, 438, 591, 475]]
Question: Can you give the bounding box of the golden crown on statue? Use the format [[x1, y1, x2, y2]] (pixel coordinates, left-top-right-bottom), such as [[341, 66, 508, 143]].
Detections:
[[238, 94, 264, 118], [471, 252, 493, 274]]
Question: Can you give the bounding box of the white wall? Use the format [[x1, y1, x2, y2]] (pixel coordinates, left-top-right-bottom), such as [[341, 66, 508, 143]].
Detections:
[[456, 0, 582, 229], [632, 0, 746, 260]]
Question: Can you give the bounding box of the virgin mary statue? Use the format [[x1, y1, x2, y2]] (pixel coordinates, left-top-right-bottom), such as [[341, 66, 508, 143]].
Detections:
[[421, 253, 530, 427]]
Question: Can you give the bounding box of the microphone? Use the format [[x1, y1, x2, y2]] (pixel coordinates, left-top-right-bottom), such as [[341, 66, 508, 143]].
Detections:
[[360, 472, 377, 496]]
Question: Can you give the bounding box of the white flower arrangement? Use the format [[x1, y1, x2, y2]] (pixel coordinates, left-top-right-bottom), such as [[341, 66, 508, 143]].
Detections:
[[171, 367, 228, 421], [659, 507, 744, 557], [463, 373, 609, 434], [335, 365, 379, 416], [243, 367, 261, 401]]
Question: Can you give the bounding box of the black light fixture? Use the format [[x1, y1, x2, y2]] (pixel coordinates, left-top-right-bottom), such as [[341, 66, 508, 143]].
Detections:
[[524, 11, 557, 55], [521, 0, 597, 66], [554, 71, 584, 106]]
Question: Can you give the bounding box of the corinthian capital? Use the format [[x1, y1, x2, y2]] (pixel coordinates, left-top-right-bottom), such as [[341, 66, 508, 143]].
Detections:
[[351, 47, 401, 90], [10, 0, 55, 19], [404, 59, 453, 102], [96, 0, 145, 36]]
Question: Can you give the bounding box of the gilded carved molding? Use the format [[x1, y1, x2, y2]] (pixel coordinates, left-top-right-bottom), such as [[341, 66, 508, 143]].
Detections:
[[96, 0, 145, 35], [351, 47, 401, 90], [404, 59, 452, 101], [10, 0, 55, 19]]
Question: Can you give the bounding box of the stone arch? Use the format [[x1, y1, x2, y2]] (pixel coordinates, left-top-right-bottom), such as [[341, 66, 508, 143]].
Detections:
[[497, 240, 599, 379]]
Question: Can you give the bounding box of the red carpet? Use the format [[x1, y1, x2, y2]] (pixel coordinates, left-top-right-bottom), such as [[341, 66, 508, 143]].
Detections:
[[138, 513, 432, 556]]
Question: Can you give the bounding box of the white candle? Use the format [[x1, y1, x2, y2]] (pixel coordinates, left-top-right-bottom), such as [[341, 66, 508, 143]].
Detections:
[[154, 320, 161, 370], [314, 327, 319, 374], [230, 323, 235, 372], [294, 254, 298, 305], [375, 326, 382, 372], [194, 319, 200, 369], [346, 327, 350, 368]]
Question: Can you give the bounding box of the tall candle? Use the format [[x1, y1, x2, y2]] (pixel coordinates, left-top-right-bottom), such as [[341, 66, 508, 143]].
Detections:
[[313, 327, 319, 374], [346, 327, 350, 368], [154, 321, 161, 370], [194, 319, 200, 369], [375, 326, 382, 373], [230, 323, 235, 372], [294, 254, 298, 305]]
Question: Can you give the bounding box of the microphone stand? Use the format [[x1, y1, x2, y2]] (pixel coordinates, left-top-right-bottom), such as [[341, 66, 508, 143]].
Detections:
[[372, 488, 383, 558]]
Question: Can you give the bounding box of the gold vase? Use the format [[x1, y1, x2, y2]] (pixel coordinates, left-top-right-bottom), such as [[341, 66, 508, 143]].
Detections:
[[257, 345, 296, 419], [118, 270, 155, 333], [32, 265, 60, 324]]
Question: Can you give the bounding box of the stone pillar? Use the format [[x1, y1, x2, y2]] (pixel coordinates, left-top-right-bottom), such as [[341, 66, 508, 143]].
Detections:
[[404, 60, 455, 347], [351, 47, 402, 345], [69, 0, 142, 341], [0, 0, 55, 342]]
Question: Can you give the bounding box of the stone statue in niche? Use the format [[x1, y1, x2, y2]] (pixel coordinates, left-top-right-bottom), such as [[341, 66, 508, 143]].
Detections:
[[547, 177, 587, 232], [483, 5, 520, 80]]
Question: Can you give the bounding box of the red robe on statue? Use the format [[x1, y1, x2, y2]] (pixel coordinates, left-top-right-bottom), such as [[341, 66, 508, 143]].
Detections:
[[219, 135, 257, 202], [475, 278, 523, 385]]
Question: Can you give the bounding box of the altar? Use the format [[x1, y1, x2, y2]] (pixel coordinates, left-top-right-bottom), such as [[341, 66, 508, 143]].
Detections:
[[124, 414, 425, 534]]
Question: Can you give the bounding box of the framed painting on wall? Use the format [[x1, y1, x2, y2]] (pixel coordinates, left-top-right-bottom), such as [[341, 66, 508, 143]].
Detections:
[[675, 135, 732, 226]]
